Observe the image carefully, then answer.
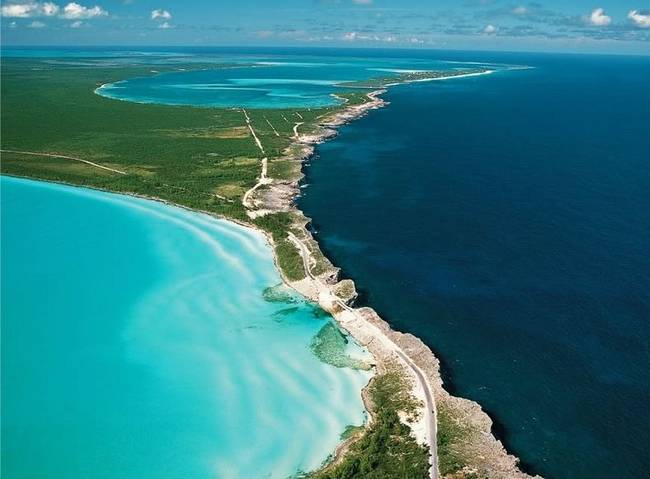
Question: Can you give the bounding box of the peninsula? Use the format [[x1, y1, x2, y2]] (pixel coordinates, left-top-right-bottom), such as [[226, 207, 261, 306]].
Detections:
[[1, 53, 533, 479]]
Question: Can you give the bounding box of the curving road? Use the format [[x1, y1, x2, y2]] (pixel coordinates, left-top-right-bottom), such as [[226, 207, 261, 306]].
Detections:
[[1, 149, 127, 175], [287, 232, 438, 478]]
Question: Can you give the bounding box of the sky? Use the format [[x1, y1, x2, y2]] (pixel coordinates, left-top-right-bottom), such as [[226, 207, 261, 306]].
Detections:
[[1, 0, 649, 54]]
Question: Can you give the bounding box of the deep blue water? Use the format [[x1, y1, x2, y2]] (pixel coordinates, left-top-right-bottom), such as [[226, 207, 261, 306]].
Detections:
[[299, 53, 650, 478], [2, 48, 650, 478]]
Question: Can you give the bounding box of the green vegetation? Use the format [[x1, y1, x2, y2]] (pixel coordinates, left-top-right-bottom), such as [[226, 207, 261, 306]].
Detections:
[[0, 58, 345, 281], [334, 280, 357, 301], [436, 402, 479, 478], [370, 368, 423, 422], [341, 425, 365, 441], [1, 60, 250, 218], [1, 57, 439, 479], [311, 370, 429, 479], [273, 238, 306, 281], [0, 59, 461, 286]]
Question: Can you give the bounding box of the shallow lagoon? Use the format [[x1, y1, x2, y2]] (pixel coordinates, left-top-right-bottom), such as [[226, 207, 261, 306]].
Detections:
[[1, 47, 494, 109], [1, 176, 371, 479], [93, 51, 473, 108]]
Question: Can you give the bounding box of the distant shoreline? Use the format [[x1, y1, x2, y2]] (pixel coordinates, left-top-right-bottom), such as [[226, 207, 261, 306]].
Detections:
[[383, 68, 495, 86]]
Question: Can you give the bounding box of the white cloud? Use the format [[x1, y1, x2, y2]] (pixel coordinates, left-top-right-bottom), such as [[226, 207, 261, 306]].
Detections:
[[151, 9, 171, 20], [27, 19, 45, 27], [42, 1, 58, 15], [628, 10, 650, 28], [483, 24, 497, 34], [70, 19, 82, 27], [340, 31, 430, 45], [587, 8, 611, 26], [158, 21, 171, 29], [1, 3, 41, 17], [0, 1, 107, 19], [512, 5, 528, 15], [60, 2, 107, 19]]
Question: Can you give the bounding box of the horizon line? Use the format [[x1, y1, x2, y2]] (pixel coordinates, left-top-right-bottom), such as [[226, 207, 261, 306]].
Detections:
[[2, 43, 649, 58]]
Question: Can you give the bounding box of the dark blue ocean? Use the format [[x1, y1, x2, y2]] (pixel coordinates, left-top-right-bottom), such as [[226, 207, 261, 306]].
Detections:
[[299, 52, 650, 478]]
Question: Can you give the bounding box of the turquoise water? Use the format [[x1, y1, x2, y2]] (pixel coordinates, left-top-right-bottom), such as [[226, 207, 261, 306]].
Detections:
[[95, 58, 483, 108], [96, 68, 353, 108], [2, 46, 498, 109], [72, 47, 487, 109], [1, 176, 371, 479]]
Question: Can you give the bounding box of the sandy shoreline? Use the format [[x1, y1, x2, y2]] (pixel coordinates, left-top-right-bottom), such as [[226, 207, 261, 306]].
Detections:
[[383, 69, 495, 87]]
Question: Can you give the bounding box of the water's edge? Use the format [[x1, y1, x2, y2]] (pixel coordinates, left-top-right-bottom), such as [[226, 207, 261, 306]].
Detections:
[[0, 173, 372, 477], [246, 86, 538, 477], [2, 71, 534, 478]]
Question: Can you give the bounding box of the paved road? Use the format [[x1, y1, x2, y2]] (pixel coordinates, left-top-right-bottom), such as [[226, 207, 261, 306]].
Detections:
[[395, 349, 438, 479], [287, 232, 438, 478]]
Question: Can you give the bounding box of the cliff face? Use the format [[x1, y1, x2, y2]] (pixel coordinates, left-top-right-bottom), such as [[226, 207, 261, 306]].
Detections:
[[365, 306, 538, 479], [247, 90, 539, 479]]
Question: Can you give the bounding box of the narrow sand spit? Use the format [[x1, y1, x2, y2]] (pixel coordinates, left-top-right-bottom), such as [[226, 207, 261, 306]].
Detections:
[[383, 69, 495, 87], [287, 232, 439, 478], [240, 77, 538, 478], [238, 88, 445, 475]]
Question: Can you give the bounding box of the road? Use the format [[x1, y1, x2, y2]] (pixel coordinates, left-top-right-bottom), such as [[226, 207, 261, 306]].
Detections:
[[242, 108, 265, 154], [240, 109, 271, 211], [287, 232, 439, 478], [292, 121, 304, 140], [264, 116, 280, 137], [395, 349, 438, 478], [242, 157, 269, 210], [1, 149, 127, 175]]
